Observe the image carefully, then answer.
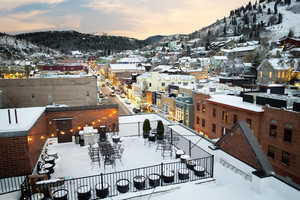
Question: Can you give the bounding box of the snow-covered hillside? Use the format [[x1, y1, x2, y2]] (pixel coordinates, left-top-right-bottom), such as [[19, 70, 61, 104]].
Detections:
[[190, 0, 300, 43], [0, 35, 60, 61]]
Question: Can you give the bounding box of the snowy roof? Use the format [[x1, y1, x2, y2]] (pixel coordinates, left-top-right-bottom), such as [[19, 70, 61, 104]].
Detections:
[[208, 94, 263, 112], [117, 56, 146, 63], [0, 107, 45, 136], [118, 114, 300, 200], [212, 56, 228, 60], [268, 58, 289, 70], [222, 45, 258, 53], [110, 64, 142, 71]]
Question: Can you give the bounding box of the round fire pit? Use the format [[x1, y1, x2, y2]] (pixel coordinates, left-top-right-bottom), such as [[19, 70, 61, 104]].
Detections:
[[77, 185, 91, 200], [180, 155, 190, 164], [38, 168, 50, 179], [44, 156, 56, 166], [133, 175, 146, 190], [178, 168, 189, 180], [162, 170, 175, 183], [116, 179, 130, 193], [186, 160, 196, 170], [43, 163, 54, 174], [175, 150, 184, 159], [30, 192, 44, 200], [52, 189, 68, 200], [194, 166, 205, 177], [112, 135, 120, 143], [95, 183, 109, 199], [148, 174, 160, 187]]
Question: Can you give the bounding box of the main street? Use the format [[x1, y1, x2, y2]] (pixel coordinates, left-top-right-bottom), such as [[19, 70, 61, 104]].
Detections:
[[100, 85, 132, 115]]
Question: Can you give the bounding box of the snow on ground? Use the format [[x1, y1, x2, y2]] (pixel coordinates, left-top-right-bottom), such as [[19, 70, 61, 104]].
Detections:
[[115, 114, 300, 200], [47, 136, 176, 179]]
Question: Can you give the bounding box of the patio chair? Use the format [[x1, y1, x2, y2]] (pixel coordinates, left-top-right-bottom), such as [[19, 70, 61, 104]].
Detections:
[[161, 143, 173, 159], [103, 155, 115, 170], [156, 139, 166, 151]]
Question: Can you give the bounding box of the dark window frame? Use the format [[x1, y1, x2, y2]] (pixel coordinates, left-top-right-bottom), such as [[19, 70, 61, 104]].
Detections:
[[283, 128, 292, 143], [269, 124, 277, 137], [201, 119, 205, 128], [282, 151, 290, 166], [267, 145, 276, 159]]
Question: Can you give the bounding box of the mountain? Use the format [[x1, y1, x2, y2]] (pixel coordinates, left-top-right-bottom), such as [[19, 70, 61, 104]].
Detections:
[[188, 0, 300, 44], [144, 35, 166, 44], [0, 34, 59, 62], [16, 30, 148, 54]]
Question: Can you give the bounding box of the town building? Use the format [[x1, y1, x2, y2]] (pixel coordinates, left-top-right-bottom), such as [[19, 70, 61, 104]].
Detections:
[[0, 104, 118, 178], [0, 77, 98, 108]]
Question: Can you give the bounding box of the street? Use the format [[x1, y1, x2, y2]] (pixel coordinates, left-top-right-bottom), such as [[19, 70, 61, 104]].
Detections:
[[100, 85, 132, 115]]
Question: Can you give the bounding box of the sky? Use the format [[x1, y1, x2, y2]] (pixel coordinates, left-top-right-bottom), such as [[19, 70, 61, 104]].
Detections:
[[0, 0, 254, 39]]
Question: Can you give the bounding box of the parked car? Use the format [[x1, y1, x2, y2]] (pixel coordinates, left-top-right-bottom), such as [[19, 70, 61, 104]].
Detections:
[[110, 92, 116, 97], [125, 99, 131, 105], [120, 94, 126, 98], [99, 93, 105, 98], [133, 108, 141, 113]]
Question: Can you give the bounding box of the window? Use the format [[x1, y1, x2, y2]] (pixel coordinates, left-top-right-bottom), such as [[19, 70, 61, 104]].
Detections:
[[201, 119, 205, 128], [233, 114, 238, 124], [202, 104, 206, 113], [196, 103, 200, 111], [213, 108, 216, 117], [161, 82, 165, 87], [283, 128, 292, 143], [260, 71, 263, 78], [149, 83, 152, 87], [267, 145, 276, 159], [86, 91, 90, 96], [196, 117, 200, 124], [246, 118, 252, 128], [277, 72, 281, 78], [221, 127, 226, 136], [222, 111, 229, 123], [178, 82, 181, 85], [282, 151, 290, 166], [212, 124, 216, 133], [183, 82, 188, 86], [269, 72, 273, 79], [32, 94, 35, 98], [269, 124, 277, 137]]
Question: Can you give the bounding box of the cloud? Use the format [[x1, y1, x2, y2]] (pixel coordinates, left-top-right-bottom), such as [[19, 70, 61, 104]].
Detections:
[[0, 0, 257, 39], [0, 0, 64, 11]]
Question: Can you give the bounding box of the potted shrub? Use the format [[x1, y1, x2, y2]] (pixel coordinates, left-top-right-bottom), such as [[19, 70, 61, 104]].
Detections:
[[156, 120, 164, 140], [142, 119, 151, 138]]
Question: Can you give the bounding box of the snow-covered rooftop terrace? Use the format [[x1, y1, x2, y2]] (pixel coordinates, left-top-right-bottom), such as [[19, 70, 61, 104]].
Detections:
[[114, 114, 300, 200]]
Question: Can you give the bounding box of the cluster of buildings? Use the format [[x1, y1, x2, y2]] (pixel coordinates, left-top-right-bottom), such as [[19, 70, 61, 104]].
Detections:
[[95, 35, 300, 186]]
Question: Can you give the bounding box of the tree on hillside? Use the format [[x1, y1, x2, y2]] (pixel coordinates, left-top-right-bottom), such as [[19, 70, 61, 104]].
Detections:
[[288, 29, 294, 37], [278, 13, 283, 24], [267, 8, 271, 14]]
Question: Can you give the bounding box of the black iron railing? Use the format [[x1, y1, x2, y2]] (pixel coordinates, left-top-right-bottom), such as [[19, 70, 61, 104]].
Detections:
[[0, 175, 27, 195], [21, 156, 213, 199]]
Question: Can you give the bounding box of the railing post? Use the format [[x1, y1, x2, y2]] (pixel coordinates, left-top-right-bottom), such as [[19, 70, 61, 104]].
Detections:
[[189, 140, 191, 157], [160, 162, 164, 186], [138, 122, 140, 136], [211, 155, 214, 178], [170, 129, 173, 145], [101, 173, 104, 189]]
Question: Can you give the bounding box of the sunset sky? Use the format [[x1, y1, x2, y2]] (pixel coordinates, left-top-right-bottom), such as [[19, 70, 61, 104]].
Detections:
[[0, 0, 254, 39]]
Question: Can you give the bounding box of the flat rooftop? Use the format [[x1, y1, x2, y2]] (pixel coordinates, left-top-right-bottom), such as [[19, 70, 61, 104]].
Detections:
[[0, 107, 45, 136]]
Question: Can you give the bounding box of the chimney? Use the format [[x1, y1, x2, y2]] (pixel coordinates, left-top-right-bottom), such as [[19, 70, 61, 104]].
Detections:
[[14, 109, 18, 124], [8, 109, 11, 124]]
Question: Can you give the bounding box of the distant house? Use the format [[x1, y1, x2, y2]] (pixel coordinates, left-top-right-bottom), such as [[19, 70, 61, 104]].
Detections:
[[257, 58, 290, 84], [279, 37, 300, 48]]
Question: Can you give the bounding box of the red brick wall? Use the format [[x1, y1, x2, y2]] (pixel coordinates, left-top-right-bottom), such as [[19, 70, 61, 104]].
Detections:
[[260, 107, 300, 184], [193, 93, 263, 140], [217, 127, 261, 169], [0, 137, 30, 177], [46, 108, 119, 136], [27, 113, 48, 170]]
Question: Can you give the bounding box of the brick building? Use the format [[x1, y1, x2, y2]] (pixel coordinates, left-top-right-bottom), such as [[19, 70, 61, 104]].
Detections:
[[0, 104, 118, 178], [193, 92, 263, 139], [193, 91, 300, 185], [0, 77, 97, 108]]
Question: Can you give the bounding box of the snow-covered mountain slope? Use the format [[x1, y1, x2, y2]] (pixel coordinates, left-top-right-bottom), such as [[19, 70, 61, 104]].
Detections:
[[0, 35, 60, 61], [189, 0, 300, 43]]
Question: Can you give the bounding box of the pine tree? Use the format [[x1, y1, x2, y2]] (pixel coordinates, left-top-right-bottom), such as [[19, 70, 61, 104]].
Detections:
[[278, 13, 283, 24], [253, 14, 257, 23], [274, 3, 278, 14], [268, 8, 271, 14]]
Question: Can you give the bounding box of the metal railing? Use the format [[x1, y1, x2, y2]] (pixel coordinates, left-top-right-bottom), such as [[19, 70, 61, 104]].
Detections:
[[0, 175, 27, 195], [21, 156, 213, 199]]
